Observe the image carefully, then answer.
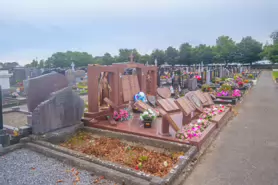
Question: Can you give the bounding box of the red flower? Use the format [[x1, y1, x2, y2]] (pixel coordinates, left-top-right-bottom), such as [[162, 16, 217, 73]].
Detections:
[[135, 165, 139, 170]]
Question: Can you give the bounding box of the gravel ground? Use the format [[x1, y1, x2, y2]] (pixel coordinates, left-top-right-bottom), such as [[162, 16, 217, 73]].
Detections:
[[3, 112, 27, 127], [0, 149, 117, 185]]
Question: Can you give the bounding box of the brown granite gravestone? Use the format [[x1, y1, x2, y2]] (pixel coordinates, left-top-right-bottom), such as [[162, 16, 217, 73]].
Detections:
[[157, 87, 171, 99], [175, 97, 196, 116], [185, 92, 203, 112], [122, 75, 140, 102], [194, 90, 208, 104], [27, 73, 68, 112], [157, 98, 180, 113], [203, 92, 214, 106]]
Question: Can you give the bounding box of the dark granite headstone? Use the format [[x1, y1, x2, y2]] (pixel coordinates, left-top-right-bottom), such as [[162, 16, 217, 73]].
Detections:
[[27, 73, 68, 112], [31, 87, 84, 134]]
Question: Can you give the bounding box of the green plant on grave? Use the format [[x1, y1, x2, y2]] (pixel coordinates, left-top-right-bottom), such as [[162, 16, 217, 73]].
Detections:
[[138, 155, 148, 162], [215, 77, 221, 84], [221, 77, 227, 81], [219, 83, 232, 92], [225, 78, 233, 82], [248, 74, 254, 79], [201, 84, 211, 92]]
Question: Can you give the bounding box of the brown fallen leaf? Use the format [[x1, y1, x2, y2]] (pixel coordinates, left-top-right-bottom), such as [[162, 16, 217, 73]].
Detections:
[[74, 176, 80, 182], [94, 179, 99, 184], [30, 167, 36, 170], [56, 179, 64, 183]]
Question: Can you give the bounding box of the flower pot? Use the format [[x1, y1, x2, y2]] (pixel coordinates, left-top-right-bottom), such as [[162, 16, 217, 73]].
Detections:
[[143, 120, 152, 128]]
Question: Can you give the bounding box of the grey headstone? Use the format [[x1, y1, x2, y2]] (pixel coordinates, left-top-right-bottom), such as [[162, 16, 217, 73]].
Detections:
[[206, 70, 210, 84], [65, 69, 75, 85], [23, 79, 29, 94], [75, 70, 86, 78], [188, 78, 197, 91], [31, 87, 84, 134], [27, 73, 68, 112]]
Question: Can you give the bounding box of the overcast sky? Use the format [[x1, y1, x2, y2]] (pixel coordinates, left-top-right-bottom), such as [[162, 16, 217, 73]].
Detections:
[[0, 0, 277, 65]]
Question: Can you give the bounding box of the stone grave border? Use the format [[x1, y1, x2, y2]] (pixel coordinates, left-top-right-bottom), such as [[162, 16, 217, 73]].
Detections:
[[2, 97, 27, 108], [20, 124, 197, 185], [3, 107, 32, 144]]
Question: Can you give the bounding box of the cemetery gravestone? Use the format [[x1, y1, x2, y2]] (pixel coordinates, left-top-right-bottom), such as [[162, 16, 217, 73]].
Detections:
[[206, 70, 211, 84], [31, 87, 84, 134], [188, 78, 197, 91], [65, 69, 76, 86], [27, 73, 68, 112], [75, 70, 86, 83]]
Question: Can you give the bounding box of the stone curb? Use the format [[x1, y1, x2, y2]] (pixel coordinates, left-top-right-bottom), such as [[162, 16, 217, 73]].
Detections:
[[24, 142, 150, 185], [22, 126, 198, 185]]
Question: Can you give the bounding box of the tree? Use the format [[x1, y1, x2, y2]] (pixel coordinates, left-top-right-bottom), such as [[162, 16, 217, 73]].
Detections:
[[3, 62, 19, 69], [179, 43, 194, 65], [261, 45, 278, 63], [193, 44, 216, 65], [236, 36, 262, 65], [151, 49, 166, 65], [39, 60, 45, 68], [101, 53, 115, 65], [260, 31, 278, 63], [45, 51, 94, 68], [270, 31, 278, 45], [215, 36, 237, 64], [165, 46, 179, 65], [138, 54, 151, 64]]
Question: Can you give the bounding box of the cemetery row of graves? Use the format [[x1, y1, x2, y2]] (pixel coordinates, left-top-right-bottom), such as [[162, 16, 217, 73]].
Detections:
[[0, 58, 261, 185]]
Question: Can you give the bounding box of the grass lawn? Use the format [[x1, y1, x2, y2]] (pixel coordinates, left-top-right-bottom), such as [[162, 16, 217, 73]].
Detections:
[[272, 71, 278, 80]]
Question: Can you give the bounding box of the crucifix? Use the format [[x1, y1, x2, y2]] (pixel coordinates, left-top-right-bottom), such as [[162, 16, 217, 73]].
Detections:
[[129, 53, 134, 63]]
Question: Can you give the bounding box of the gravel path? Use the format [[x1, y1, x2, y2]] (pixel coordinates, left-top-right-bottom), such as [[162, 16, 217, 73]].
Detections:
[[184, 71, 278, 185], [0, 149, 117, 185]]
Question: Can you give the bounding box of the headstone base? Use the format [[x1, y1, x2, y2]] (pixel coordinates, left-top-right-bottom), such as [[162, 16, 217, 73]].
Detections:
[[0, 129, 10, 147]]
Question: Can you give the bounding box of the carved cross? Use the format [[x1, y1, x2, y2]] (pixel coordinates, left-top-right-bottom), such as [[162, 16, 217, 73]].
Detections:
[[129, 53, 134, 63]]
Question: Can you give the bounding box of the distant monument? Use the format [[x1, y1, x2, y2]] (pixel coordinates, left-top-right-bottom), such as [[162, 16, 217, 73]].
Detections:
[[71, 62, 75, 71], [155, 59, 158, 66]]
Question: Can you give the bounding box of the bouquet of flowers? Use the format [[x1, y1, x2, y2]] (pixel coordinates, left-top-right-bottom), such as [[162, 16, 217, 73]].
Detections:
[[140, 109, 157, 122], [194, 75, 202, 81], [175, 119, 210, 140], [217, 91, 229, 96], [238, 81, 244, 87], [232, 89, 241, 97], [113, 108, 132, 121], [248, 74, 254, 79], [211, 104, 226, 114]]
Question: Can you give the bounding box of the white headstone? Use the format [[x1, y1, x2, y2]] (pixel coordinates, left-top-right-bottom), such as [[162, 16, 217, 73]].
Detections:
[[71, 62, 75, 71], [0, 70, 12, 89], [154, 59, 158, 66]]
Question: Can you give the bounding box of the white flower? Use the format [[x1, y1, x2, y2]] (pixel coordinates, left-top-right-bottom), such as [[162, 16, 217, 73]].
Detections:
[[197, 119, 202, 124]]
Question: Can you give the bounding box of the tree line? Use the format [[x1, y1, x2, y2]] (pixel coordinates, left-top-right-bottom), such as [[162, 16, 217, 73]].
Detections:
[[25, 31, 278, 68]]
